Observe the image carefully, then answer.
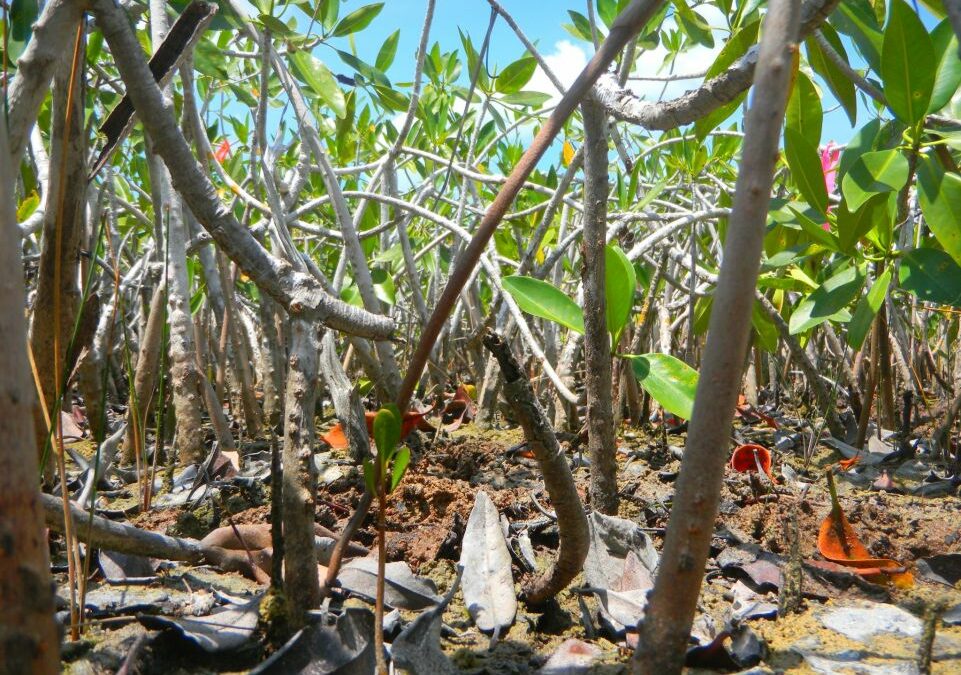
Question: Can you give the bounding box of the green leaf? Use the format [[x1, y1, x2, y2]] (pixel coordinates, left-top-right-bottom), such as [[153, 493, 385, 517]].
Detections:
[[496, 56, 537, 94], [376, 29, 400, 71], [790, 205, 840, 252], [806, 27, 857, 126], [565, 10, 594, 41], [288, 51, 347, 118], [502, 276, 585, 334], [789, 265, 865, 334], [930, 19, 961, 112], [10, 0, 39, 43], [694, 18, 759, 139], [784, 128, 828, 215], [847, 266, 892, 350], [673, 0, 714, 48], [839, 118, 881, 178], [786, 71, 822, 147], [332, 2, 384, 37], [605, 244, 636, 342], [370, 267, 396, 305], [751, 302, 779, 352], [362, 458, 377, 493], [899, 248, 961, 306], [626, 353, 699, 420], [840, 149, 909, 211], [389, 447, 410, 492], [374, 84, 410, 112], [836, 192, 891, 254], [500, 91, 552, 107], [257, 13, 294, 36], [917, 153, 961, 266], [834, 0, 883, 73], [373, 405, 401, 459], [881, 0, 936, 123]]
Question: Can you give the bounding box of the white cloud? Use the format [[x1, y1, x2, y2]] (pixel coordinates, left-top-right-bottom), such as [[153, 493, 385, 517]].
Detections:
[[528, 40, 589, 105]]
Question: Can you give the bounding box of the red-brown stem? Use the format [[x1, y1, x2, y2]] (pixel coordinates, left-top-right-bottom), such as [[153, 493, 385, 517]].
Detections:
[[395, 0, 665, 412]]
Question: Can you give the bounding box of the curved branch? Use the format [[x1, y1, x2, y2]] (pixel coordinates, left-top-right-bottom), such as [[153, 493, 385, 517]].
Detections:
[[89, 0, 394, 339], [594, 0, 840, 130]]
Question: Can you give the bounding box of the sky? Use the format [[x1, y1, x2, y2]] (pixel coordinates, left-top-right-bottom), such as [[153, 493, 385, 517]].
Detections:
[[315, 0, 872, 145]]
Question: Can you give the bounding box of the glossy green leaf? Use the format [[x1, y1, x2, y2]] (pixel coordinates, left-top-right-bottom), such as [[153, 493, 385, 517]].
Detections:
[[257, 13, 294, 36], [370, 268, 396, 306], [751, 302, 779, 352], [502, 276, 585, 334], [917, 153, 961, 266], [806, 27, 857, 126], [374, 85, 410, 112], [373, 405, 401, 459], [362, 458, 377, 494], [673, 0, 714, 48], [10, 0, 39, 43], [836, 192, 891, 254], [790, 205, 840, 251], [786, 71, 822, 147], [496, 56, 537, 94], [376, 29, 400, 71], [929, 19, 961, 112], [605, 244, 636, 342], [862, 193, 896, 252], [289, 51, 347, 118], [847, 266, 892, 350], [838, 118, 880, 178], [899, 248, 961, 306], [881, 0, 936, 123], [840, 149, 909, 211], [834, 0, 882, 73], [332, 3, 384, 37], [500, 91, 552, 107], [626, 353, 699, 420], [565, 11, 594, 41], [389, 447, 410, 492], [789, 265, 865, 334], [784, 128, 829, 215]]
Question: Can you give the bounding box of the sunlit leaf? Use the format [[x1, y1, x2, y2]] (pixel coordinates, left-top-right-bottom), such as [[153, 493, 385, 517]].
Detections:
[[332, 3, 384, 37], [503, 275, 585, 334], [881, 0, 936, 123], [289, 51, 347, 118], [626, 353, 699, 420], [899, 248, 961, 307]]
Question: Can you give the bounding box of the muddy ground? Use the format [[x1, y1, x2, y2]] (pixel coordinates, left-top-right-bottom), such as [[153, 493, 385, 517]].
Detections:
[[58, 412, 961, 674]]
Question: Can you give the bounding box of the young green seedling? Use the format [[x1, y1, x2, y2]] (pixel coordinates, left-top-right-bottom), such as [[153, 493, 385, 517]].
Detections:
[[364, 405, 411, 675]]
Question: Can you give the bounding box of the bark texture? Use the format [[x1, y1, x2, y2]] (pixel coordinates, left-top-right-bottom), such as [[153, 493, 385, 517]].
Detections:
[[633, 1, 801, 671], [580, 98, 618, 515], [483, 331, 589, 604], [29, 36, 86, 477], [0, 121, 60, 675], [89, 0, 394, 340], [282, 319, 322, 626]]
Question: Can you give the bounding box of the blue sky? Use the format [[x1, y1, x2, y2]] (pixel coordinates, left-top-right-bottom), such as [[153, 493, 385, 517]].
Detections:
[[318, 0, 871, 143], [281, 1, 946, 147]]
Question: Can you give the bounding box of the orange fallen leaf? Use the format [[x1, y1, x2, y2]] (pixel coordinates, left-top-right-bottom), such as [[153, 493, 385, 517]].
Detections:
[[730, 444, 773, 478], [321, 407, 436, 450], [837, 456, 860, 471], [817, 470, 913, 588]]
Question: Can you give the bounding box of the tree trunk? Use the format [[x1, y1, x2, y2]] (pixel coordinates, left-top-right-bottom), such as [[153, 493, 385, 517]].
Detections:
[[29, 35, 86, 479], [123, 281, 166, 464], [148, 0, 207, 464], [282, 319, 322, 626], [580, 98, 618, 515], [633, 1, 800, 670], [0, 116, 61, 675]]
